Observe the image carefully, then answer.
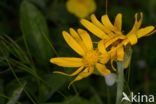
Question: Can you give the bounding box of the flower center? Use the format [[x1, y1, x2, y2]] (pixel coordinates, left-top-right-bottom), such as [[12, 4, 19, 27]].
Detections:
[[83, 50, 99, 66]]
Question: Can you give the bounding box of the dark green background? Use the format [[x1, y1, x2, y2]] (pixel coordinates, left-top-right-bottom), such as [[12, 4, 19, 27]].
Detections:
[[0, 0, 156, 104]]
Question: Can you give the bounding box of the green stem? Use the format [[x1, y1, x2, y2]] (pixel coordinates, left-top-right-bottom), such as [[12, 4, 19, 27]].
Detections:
[[116, 61, 124, 104]]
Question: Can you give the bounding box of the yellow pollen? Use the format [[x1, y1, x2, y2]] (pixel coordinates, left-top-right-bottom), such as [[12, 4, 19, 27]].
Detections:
[[83, 50, 99, 66]]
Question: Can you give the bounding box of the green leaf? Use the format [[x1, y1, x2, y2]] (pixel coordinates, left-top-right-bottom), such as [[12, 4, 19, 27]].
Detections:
[[27, 0, 46, 10], [0, 35, 40, 80], [38, 74, 67, 102], [43, 96, 92, 104], [20, 0, 55, 65], [6, 82, 26, 104], [0, 35, 30, 64], [63, 96, 93, 104]]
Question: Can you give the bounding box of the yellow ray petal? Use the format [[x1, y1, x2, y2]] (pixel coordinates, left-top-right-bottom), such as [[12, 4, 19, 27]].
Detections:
[[68, 66, 94, 88], [91, 14, 111, 34], [96, 63, 111, 76], [98, 41, 110, 64], [53, 66, 84, 76], [100, 54, 110, 64], [90, 14, 105, 30], [116, 46, 124, 61], [108, 42, 124, 55], [91, 14, 117, 37], [122, 39, 129, 46], [50, 57, 83, 67], [127, 33, 138, 45], [101, 14, 114, 30], [69, 28, 87, 50], [103, 35, 125, 49], [114, 13, 122, 31], [69, 28, 81, 40], [110, 47, 117, 59], [80, 19, 109, 39], [63, 31, 85, 56], [137, 26, 155, 38], [98, 40, 107, 54], [78, 29, 93, 50]]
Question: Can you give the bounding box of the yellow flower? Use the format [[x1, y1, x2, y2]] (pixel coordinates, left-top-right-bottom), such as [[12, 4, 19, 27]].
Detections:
[[80, 13, 155, 67], [50, 28, 110, 87], [66, 0, 96, 18]]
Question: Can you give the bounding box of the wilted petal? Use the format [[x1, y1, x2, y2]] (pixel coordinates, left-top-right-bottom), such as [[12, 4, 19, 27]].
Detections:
[[129, 12, 143, 34], [53, 66, 84, 76], [68, 67, 94, 88]]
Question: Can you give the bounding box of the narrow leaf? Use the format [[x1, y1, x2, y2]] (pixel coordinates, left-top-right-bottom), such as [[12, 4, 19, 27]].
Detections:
[[6, 82, 26, 104]]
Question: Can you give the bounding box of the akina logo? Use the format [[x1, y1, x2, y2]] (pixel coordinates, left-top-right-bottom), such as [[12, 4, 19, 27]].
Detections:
[[121, 92, 155, 103]]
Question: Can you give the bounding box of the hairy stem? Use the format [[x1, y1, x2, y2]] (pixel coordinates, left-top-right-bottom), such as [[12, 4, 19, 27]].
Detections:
[[116, 61, 124, 104]]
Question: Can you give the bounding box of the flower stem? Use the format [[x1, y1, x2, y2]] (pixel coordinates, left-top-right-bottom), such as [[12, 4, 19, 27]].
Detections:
[[116, 61, 124, 104]]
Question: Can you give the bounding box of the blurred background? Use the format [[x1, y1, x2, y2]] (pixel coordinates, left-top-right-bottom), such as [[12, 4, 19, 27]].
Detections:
[[0, 0, 156, 104]]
